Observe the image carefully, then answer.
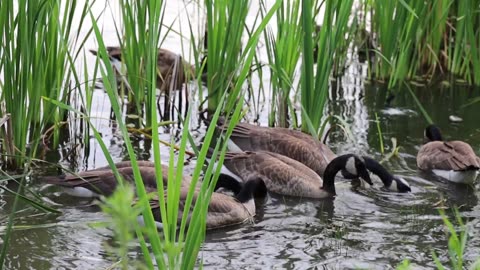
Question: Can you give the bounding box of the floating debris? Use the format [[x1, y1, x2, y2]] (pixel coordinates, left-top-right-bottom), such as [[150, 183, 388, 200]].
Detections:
[[448, 115, 463, 122], [381, 107, 418, 116]]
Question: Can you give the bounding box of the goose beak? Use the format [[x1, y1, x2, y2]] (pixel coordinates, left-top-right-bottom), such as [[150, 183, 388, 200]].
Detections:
[[393, 177, 411, 193]]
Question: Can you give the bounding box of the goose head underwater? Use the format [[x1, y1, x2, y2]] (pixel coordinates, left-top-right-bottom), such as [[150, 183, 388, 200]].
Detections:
[[212, 151, 372, 198], [43, 160, 267, 230], [341, 156, 411, 193], [417, 124, 480, 184]]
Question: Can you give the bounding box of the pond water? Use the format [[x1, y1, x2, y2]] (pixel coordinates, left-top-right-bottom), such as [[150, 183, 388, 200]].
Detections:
[[2, 1, 480, 270]]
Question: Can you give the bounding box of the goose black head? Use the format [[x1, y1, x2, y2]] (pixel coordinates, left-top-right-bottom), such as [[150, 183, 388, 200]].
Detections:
[[354, 156, 373, 185], [322, 154, 373, 196], [425, 125, 443, 142], [215, 174, 243, 195], [235, 178, 267, 203], [361, 156, 411, 193]]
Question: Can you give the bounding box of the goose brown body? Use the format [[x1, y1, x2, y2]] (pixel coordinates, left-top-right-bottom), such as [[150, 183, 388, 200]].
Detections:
[[417, 141, 480, 171], [44, 161, 265, 229], [221, 151, 346, 198], [416, 125, 480, 183], [227, 122, 336, 177], [221, 121, 410, 192], [90, 47, 195, 92], [44, 161, 190, 197], [149, 187, 258, 230]]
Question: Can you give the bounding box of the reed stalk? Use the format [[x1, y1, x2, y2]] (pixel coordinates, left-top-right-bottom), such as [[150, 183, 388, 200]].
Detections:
[[87, 1, 280, 267], [263, 0, 302, 127], [301, 0, 354, 134], [368, 0, 480, 88], [0, 1, 93, 266], [203, 0, 249, 115], [112, 0, 165, 127], [0, 0, 90, 169]]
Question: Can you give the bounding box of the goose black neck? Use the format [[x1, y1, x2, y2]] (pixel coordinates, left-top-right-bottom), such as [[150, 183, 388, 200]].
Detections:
[[215, 174, 243, 195], [362, 156, 393, 187], [323, 155, 354, 195], [426, 125, 443, 141], [235, 178, 267, 203]]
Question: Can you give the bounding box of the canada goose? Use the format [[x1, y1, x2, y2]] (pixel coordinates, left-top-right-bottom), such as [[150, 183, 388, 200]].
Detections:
[[43, 161, 188, 198], [216, 120, 410, 191], [90, 47, 195, 93], [417, 125, 480, 184], [148, 178, 267, 230], [223, 121, 336, 177], [213, 151, 372, 198], [44, 161, 267, 229]]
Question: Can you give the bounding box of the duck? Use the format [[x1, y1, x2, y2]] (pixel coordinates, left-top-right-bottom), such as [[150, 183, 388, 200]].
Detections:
[[417, 125, 480, 184], [211, 151, 373, 198], [89, 47, 195, 93], [215, 120, 410, 192], [44, 160, 267, 230]]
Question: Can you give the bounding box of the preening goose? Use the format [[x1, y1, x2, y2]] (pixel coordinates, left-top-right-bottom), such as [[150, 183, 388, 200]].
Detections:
[[90, 47, 195, 93], [214, 151, 372, 198], [44, 161, 267, 229], [217, 120, 410, 191], [417, 125, 480, 184]]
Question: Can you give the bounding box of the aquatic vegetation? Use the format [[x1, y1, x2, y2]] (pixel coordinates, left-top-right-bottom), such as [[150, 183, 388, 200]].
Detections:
[[301, 0, 354, 135], [368, 0, 480, 87], [262, 0, 302, 127], [0, 0, 91, 168], [1, 0, 480, 269]]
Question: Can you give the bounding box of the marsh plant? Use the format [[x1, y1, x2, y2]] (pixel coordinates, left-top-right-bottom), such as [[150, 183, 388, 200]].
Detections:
[[86, 1, 280, 268], [368, 0, 480, 88], [300, 0, 354, 136], [2, 0, 480, 269], [396, 209, 480, 270], [0, 0, 91, 169], [263, 0, 302, 127]]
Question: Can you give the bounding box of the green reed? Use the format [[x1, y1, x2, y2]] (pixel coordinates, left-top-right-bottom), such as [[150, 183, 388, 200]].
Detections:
[[263, 0, 302, 127], [0, 0, 90, 169], [202, 0, 249, 114], [368, 0, 480, 88], [88, 1, 274, 267], [0, 0, 92, 267], [202, 0, 279, 114], [90, 30, 244, 269], [301, 0, 354, 134], [114, 0, 166, 126], [396, 209, 479, 270], [432, 209, 468, 270]]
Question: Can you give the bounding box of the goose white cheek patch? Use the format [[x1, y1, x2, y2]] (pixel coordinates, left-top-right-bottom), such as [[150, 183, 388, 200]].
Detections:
[[396, 177, 410, 188], [345, 157, 357, 176]]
